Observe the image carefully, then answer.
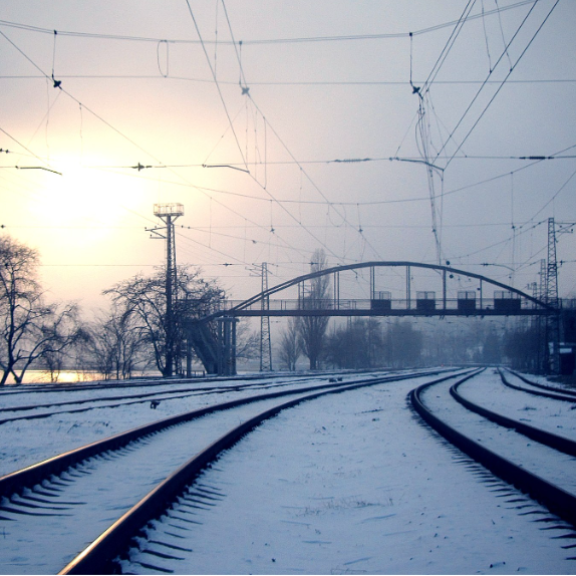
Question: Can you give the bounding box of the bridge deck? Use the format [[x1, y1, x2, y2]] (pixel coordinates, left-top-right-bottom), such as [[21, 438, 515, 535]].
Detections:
[[215, 298, 552, 317]]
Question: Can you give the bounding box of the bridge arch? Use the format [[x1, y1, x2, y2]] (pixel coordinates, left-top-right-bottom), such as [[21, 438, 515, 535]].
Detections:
[[186, 261, 553, 376], [211, 261, 552, 317]]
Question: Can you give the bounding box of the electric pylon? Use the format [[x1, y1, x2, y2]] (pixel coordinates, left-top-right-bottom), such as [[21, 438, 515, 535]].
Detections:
[[260, 262, 273, 371], [147, 203, 184, 377], [544, 217, 560, 374]]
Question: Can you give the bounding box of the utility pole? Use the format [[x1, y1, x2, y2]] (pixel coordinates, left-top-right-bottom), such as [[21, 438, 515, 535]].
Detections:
[[546, 219, 575, 374], [544, 217, 561, 374], [147, 203, 184, 377], [260, 262, 273, 371]]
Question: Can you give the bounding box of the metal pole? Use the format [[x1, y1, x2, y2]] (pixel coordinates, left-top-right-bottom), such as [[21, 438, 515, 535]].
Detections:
[[406, 265, 411, 309], [260, 263, 272, 371], [232, 318, 237, 375], [165, 214, 174, 377]]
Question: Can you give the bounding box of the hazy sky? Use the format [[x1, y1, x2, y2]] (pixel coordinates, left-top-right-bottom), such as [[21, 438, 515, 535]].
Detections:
[[1, 0, 575, 312]]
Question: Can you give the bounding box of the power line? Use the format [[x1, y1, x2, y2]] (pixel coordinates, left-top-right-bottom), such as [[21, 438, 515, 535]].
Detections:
[[0, 126, 57, 171], [4, 74, 575, 86], [433, 1, 539, 162], [0, 26, 318, 269], [0, 2, 537, 45], [441, 0, 560, 168], [183, 0, 248, 171], [421, 0, 477, 95], [83, 145, 576, 210], [87, 152, 576, 171], [202, 1, 384, 262]]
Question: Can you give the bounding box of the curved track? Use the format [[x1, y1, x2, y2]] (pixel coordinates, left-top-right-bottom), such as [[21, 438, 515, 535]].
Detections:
[[410, 369, 576, 529], [0, 368, 458, 574], [0, 373, 355, 425], [503, 370, 576, 402], [451, 371, 576, 457]]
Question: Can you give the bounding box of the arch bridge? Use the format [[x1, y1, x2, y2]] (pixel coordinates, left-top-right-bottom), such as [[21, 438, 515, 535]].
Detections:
[[184, 261, 554, 375]]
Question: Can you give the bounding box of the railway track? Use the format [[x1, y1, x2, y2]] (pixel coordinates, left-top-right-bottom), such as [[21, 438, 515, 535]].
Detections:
[[410, 368, 576, 530], [0, 372, 355, 426], [500, 369, 576, 402], [0, 368, 458, 574], [0, 367, 380, 399]]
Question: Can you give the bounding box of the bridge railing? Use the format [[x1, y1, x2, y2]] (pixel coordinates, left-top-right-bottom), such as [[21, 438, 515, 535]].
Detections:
[[215, 296, 548, 314]]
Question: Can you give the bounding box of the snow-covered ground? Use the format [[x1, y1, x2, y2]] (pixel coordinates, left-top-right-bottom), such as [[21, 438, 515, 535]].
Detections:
[[4, 384, 386, 574], [120, 370, 575, 575], [1, 368, 575, 575], [422, 371, 576, 496], [458, 369, 576, 441], [0, 372, 364, 477], [515, 372, 576, 395]]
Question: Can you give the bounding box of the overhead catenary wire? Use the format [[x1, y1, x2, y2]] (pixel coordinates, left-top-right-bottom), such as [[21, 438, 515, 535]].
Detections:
[[181, 1, 347, 263], [80, 143, 576, 211], [439, 0, 561, 169], [420, 0, 477, 96], [432, 0, 539, 163], [192, 0, 384, 263], [0, 26, 323, 269], [0, 1, 537, 45], [4, 74, 575, 86], [1, 2, 566, 292], [182, 0, 248, 172]]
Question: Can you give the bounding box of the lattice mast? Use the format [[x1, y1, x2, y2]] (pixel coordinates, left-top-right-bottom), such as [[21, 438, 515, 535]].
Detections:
[[544, 217, 560, 374], [149, 203, 184, 377], [260, 262, 273, 371]]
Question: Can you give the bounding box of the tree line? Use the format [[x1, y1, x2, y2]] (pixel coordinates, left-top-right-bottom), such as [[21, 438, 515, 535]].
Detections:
[[0, 235, 255, 385], [278, 313, 543, 372], [275, 250, 545, 372], [276, 249, 426, 371], [0, 236, 547, 383]]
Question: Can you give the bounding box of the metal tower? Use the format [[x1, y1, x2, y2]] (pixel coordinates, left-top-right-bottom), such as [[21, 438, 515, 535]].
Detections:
[[544, 218, 560, 374], [148, 203, 184, 377], [260, 262, 273, 371]]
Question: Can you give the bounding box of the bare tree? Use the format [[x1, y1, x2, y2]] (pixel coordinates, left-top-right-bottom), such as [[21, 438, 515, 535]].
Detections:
[[326, 318, 384, 369], [104, 266, 225, 377], [297, 249, 331, 370], [235, 320, 260, 362], [82, 306, 151, 380], [278, 317, 301, 370], [383, 320, 423, 368], [0, 236, 81, 385]]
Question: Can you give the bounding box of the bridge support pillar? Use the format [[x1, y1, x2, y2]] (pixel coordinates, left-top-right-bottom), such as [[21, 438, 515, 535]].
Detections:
[[217, 316, 238, 376], [186, 339, 192, 377], [334, 272, 340, 310]]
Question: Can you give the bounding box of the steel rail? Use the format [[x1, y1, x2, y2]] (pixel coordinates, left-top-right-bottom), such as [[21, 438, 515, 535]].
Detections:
[[450, 375, 576, 458], [506, 368, 576, 398], [410, 370, 576, 528], [499, 368, 576, 402], [0, 368, 452, 501], [0, 366, 386, 397], [60, 370, 470, 575], [0, 370, 297, 396], [0, 374, 327, 425]]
